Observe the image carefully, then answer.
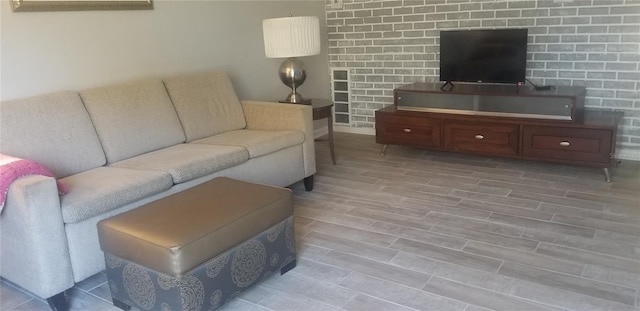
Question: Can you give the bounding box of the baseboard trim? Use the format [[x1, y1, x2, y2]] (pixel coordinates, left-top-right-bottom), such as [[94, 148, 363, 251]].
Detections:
[[315, 125, 376, 138], [616, 149, 640, 161], [314, 126, 329, 139], [334, 126, 375, 136]]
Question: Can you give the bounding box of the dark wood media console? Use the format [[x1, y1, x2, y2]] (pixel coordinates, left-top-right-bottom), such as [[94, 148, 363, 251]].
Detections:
[[375, 82, 623, 182]]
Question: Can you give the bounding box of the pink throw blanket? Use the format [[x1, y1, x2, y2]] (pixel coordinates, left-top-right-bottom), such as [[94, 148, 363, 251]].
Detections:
[[0, 154, 68, 213]]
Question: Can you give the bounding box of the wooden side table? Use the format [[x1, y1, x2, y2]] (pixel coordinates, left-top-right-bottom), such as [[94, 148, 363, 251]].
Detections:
[[309, 99, 336, 165], [278, 99, 336, 165]]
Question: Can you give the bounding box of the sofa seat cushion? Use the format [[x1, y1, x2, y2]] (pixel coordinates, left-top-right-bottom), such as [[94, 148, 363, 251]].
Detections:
[[191, 129, 305, 158], [60, 167, 173, 224], [110, 144, 249, 184]]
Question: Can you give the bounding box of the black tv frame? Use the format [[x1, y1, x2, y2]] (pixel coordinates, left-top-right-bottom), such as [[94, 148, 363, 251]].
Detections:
[[439, 28, 528, 91]]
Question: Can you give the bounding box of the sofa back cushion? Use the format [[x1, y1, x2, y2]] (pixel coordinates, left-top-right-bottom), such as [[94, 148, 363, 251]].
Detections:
[[80, 79, 186, 164], [163, 71, 247, 142], [0, 91, 106, 178]]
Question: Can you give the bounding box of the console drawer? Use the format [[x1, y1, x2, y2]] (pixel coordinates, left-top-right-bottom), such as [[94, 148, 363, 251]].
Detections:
[[375, 113, 441, 148], [443, 120, 519, 156], [522, 126, 613, 164]]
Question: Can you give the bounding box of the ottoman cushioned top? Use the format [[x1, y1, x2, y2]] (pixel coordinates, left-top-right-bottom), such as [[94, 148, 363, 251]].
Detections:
[[97, 177, 293, 276]]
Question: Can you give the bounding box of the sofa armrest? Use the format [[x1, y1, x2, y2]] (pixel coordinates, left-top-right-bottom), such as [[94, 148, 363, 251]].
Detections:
[[241, 100, 316, 178], [0, 175, 74, 299]]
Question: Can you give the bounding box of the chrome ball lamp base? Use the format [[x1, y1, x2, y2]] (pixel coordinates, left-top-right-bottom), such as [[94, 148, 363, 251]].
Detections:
[[278, 57, 307, 103]]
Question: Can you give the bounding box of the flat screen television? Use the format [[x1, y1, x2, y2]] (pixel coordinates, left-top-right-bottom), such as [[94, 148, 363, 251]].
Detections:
[[439, 28, 528, 85]]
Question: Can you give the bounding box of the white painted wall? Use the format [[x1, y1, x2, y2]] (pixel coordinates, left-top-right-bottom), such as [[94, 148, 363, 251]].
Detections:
[[0, 0, 329, 102]]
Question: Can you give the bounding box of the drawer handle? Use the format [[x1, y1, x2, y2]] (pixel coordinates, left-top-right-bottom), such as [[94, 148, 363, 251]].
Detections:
[[403, 128, 412, 133], [475, 135, 484, 140], [559, 141, 571, 147]]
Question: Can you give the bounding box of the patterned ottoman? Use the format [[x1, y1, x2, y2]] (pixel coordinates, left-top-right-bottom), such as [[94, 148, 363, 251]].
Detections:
[[97, 177, 296, 311]]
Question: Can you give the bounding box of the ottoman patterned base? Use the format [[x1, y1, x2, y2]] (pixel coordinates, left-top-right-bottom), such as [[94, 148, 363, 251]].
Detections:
[[105, 216, 296, 311]]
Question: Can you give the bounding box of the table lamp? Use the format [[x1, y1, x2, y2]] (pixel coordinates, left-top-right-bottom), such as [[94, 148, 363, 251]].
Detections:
[[263, 16, 320, 104]]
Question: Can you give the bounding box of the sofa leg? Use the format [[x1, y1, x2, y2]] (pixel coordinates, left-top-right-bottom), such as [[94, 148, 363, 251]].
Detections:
[[112, 298, 131, 311], [46, 291, 69, 311], [303, 175, 314, 191], [280, 259, 296, 275]]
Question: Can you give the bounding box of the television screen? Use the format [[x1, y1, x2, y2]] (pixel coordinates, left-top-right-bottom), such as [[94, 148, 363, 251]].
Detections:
[[439, 28, 528, 84]]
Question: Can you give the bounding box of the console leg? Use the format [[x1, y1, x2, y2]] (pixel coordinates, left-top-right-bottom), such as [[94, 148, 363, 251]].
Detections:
[[280, 259, 296, 275], [380, 144, 388, 156], [303, 175, 314, 191], [46, 292, 69, 311], [112, 298, 131, 311], [602, 167, 611, 183]]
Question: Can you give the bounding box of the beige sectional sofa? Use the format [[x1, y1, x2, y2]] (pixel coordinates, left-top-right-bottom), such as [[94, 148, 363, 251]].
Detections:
[[0, 71, 315, 309]]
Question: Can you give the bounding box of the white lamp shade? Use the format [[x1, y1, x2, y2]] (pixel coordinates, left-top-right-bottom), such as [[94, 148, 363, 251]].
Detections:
[[263, 16, 321, 58]]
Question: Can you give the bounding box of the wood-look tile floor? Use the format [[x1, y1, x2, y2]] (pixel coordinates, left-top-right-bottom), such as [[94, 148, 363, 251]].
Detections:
[[2, 132, 639, 311]]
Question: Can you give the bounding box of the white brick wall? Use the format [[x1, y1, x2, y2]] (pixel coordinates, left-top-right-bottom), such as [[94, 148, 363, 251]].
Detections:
[[326, 0, 640, 160]]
